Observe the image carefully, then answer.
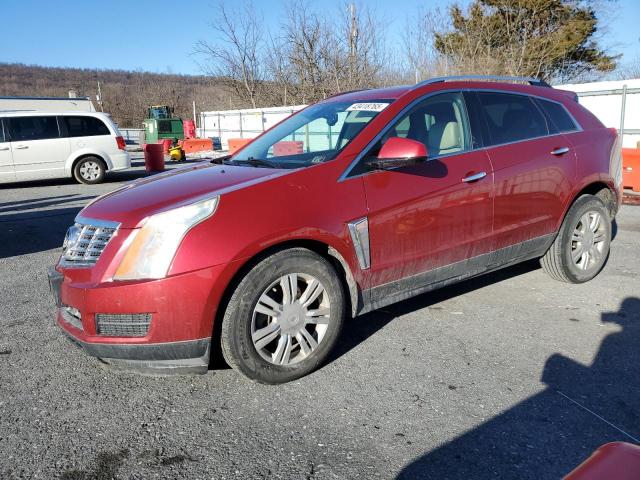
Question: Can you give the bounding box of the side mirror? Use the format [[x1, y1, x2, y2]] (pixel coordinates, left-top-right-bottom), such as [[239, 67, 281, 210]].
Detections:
[[368, 137, 428, 170]]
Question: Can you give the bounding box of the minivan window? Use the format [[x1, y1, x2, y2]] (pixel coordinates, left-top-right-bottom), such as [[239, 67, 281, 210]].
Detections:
[[64, 116, 110, 137], [476, 92, 549, 145], [8, 116, 60, 142], [536, 99, 578, 133]]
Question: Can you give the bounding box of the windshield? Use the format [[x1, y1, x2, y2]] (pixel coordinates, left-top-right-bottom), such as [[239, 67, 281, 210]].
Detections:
[[227, 100, 392, 168]]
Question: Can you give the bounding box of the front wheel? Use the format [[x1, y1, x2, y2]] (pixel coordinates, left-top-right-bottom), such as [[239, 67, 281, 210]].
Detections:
[[220, 248, 345, 384], [541, 195, 611, 283]]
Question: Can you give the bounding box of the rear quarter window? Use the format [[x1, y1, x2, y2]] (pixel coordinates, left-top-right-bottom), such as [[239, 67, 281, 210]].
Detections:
[[535, 99, 579, 133], [64, 116, 111, 137]]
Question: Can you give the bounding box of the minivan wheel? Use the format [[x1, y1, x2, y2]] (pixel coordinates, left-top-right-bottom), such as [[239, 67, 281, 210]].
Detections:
[[74, 156, 105, 184], [541, 195, 611, 283], [220, 248, 345, 384]]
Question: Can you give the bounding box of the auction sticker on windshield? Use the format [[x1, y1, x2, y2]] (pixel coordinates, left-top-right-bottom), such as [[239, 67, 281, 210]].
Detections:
[[346, 102, 390, 112]]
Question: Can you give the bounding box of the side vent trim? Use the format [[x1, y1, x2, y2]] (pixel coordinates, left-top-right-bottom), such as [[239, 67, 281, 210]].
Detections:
[[347, 217, 371, 270]]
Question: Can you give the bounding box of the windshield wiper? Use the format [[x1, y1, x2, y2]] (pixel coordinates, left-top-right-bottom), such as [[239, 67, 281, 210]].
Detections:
[[229, 157, 278, 168]]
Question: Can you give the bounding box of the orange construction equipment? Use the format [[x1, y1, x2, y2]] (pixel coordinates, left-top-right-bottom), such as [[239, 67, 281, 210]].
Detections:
[[183, 119, 196, 139], [273, 141, 304, 156], [181, 138, 213, 154], [228, 138, 252, 154], [622, 148, 640, 192], [161, 138, 173, 153]]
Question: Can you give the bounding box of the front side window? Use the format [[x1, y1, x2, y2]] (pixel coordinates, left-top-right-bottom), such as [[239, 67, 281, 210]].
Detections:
[[363, 91, 471, 162], [476, 92, 549, 145], [228, 100, 391, 169], [8, 116, 60, 142], [64, 116, 110, 137]]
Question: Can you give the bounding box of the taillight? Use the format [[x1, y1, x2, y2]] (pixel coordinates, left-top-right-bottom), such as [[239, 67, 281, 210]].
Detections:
[[116, 136, 126, 150]]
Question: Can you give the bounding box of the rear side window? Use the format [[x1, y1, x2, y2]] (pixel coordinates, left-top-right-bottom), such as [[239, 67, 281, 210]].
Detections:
[[7, 116, 60, 141], [536, 99, 578, 133], [63, 116, 110, 137], [476, 92, 549, 145]]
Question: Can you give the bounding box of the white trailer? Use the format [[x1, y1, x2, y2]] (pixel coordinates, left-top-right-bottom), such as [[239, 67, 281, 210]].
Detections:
[[559, 79, 640, 148], [0, 96, 96, 113], [198, 105, 306, 150]]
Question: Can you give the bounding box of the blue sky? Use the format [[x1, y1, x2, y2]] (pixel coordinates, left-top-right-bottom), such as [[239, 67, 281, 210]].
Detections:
[[2, 0, 639, 75]]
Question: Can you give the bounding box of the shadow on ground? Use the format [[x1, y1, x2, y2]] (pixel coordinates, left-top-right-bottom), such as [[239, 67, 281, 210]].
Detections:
[[396, 297, 640, 479]]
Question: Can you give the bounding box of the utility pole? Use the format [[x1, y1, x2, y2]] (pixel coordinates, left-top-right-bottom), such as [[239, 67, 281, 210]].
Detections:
[[349, 3, 358, 85], [96, 81, 104, 112]]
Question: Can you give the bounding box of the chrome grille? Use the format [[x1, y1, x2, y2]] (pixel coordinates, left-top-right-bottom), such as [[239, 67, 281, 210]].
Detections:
[[61, 217, 119, 267], [95, 313, 152, 337]]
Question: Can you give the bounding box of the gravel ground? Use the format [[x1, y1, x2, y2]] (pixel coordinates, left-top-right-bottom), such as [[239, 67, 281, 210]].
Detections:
[[1, 161, 639, 479]]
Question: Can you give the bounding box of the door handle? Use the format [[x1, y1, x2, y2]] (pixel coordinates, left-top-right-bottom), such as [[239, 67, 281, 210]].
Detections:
[[0, 146, 9, 151], [551, 147, 570, 156], [15, 145, 29, 150], [462, 171, 487, 183]]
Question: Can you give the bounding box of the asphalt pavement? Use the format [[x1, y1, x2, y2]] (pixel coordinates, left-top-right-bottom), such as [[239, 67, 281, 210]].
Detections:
[[1, 162, 639, 479]]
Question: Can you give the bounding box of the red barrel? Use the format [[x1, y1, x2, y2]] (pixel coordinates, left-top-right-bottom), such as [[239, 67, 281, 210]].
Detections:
[[161, 138, 173, 153], [143, 143, 165, 172], [183, 120, 196, 139]]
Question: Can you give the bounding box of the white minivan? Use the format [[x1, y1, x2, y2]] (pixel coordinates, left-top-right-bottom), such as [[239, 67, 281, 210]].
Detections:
[[0, 111, 131, 184]]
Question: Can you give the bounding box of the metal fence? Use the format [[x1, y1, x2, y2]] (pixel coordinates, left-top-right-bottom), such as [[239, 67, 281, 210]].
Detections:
[[118, 128, 144, 144]]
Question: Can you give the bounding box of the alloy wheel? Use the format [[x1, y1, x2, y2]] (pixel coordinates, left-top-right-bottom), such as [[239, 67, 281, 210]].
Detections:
[[251, 273, 331, 366], [571, 210, 607, 270]]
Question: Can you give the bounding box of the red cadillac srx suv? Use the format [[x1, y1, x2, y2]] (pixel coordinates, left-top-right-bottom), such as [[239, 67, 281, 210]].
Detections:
[[49, 76, 622, 383]]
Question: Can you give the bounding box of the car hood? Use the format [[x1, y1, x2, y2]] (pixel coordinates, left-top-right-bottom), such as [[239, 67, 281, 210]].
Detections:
[[80, 162, 289, 228]]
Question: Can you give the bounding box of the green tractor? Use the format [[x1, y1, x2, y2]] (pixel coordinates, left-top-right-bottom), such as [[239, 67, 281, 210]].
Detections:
[[142, 105, 184, 144]]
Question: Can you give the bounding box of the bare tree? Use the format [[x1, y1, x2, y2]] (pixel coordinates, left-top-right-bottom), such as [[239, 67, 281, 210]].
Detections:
[[196, 0, 264, 108], [403, 7, 454, 83]]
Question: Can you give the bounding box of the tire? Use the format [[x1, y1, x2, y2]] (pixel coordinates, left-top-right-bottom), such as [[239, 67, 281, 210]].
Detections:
[[73, 156, 106, 184], [541, 195, 611, 283], [220, 248, 345, 384]]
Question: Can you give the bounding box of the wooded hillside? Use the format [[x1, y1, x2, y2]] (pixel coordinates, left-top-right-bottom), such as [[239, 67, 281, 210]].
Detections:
[[0, 63, 240, 127]]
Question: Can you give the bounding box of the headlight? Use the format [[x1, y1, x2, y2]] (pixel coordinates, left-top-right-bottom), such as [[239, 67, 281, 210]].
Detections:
[[114, 196, 218, 280]]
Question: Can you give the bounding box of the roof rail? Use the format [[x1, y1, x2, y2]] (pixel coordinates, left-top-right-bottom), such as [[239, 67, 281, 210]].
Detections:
[[414, 75, 551, 89]]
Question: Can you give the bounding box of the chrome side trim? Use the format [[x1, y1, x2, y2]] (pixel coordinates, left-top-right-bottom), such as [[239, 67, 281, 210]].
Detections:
[[348, 217, 371, 270], [338, 87, 583, 182]]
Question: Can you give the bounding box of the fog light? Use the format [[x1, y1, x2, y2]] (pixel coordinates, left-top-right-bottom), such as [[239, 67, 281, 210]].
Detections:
[[61, 306, 83, 331]]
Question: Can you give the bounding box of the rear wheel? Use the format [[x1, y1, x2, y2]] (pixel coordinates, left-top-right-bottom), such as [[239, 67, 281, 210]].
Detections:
[[73, 156, 105, 184], [220, 248, 345, 384], [541, 195, 611, 283]]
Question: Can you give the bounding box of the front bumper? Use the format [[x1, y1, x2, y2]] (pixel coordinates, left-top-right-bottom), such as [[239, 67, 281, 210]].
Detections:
[[48, 264, 225, 374]]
